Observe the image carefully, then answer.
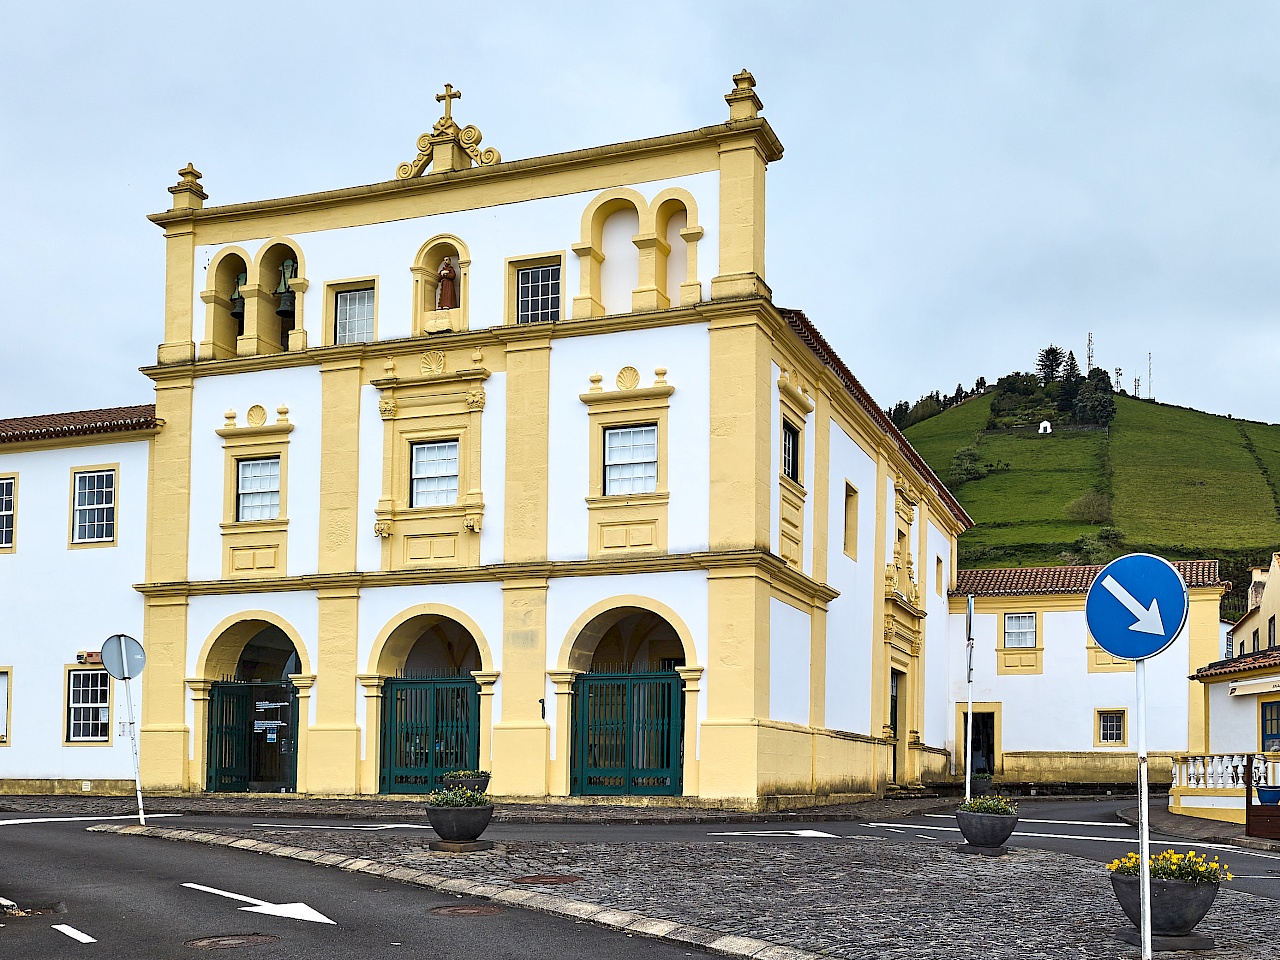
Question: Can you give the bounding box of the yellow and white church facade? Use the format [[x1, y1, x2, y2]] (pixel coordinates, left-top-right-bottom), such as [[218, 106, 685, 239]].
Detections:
[[0, 74, 1232, 805]]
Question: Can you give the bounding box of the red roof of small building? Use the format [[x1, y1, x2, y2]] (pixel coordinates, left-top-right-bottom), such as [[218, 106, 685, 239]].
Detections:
[[954, 560, 1228, 597], [1195, 646, 1280, 680], [0, 405, 158, 445]]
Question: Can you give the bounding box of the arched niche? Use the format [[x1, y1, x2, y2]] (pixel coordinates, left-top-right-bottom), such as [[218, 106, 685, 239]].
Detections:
[[650, 188, 704, 308], [198, 247, 251, 360], [572, 189, 648, 318], [367, 604, 494, 677], [411, 234, 471, 335], [195, 611, 313, 681], [240, 238, 308, 355], [556, 596, 698, 674]]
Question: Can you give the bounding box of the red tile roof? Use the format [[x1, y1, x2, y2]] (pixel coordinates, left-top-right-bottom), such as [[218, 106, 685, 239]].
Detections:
[[954, 560, 1228, 597], [780, 308, 971, 528], [1195, 646, 1280, 680], [0, 405, 158, 445]]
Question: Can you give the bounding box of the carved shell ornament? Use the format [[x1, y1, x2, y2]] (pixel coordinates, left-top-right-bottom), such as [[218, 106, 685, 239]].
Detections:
[[616, 366, 641, 390], [422, 350, 447, 376], [246, 405, 267, 427]]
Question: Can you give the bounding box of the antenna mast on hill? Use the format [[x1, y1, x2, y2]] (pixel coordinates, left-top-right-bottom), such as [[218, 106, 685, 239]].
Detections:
[[1148, 352, 1153, 399], [1135, 376, 1141, 396], [1087, 333, 1094, 372], [1115, 366, 1123, 389]]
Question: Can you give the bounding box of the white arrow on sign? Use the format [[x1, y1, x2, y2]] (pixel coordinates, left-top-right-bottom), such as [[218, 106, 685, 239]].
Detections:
[[181, 882, 335, 924], [707, 829, 840, 838], [1101, 575, 1165, 635]]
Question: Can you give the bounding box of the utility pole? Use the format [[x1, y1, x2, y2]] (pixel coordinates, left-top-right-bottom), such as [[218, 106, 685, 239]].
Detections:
[[1087, 332, 1094, 372], [1115, 367, 1123, 389], [1148, 352, 1152, 399]]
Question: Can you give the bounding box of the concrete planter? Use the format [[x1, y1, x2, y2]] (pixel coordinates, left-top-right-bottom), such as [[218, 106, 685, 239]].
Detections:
[[972, 778, 994, 797], [1110, 873, 1219, 937], [955, 810, 1018, 849], [424, 804, 494, 842], [442, 775, 491, 793]]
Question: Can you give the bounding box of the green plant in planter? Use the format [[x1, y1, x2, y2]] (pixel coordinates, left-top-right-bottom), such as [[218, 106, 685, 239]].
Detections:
[[1107, 849, 1232, 884], [973, 772, 993, 780], [958, 795, 1018, 816], [425, 786, 492, 807], [447, 769, 490, 779]]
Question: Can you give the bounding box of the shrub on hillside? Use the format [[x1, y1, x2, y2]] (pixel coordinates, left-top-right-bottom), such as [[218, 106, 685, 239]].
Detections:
[[949, 446, 988, 485], [1066, 492, 1112, 525]]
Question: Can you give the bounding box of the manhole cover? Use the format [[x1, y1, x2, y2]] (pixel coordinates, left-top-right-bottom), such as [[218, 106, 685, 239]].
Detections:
[[185, 934, 280, 949], [513, 874, 583, 885], [430, 904, 504, 917]]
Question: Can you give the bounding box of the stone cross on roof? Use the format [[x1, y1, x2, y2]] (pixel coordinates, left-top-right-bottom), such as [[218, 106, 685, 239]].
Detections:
[[436, 83, 461, 123], [396, 82, 502, 179]]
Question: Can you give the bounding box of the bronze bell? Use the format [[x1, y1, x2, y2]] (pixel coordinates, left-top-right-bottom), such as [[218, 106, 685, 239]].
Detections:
[[229, 272, 246, 322], [275, 258, 297, 319]]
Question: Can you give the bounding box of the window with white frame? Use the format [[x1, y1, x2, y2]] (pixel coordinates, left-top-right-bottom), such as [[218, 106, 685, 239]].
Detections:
[[516, 264, 560, 324], [0, 476, 13, 548], [781, 420, 800, 483], [1098, 710, 1125, 744], [68, 669, 109, 742], [410, 440, 460, 506], [1004, 612, 1036, 648], [236, 457, 281, 521], [335, 288, 375, 344], [603, 425, 658, 495], [72, 470, 116, 543]]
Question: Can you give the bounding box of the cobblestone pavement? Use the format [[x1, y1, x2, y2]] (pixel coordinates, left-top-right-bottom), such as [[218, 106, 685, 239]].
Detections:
[[96, 821, 1276, 959], [0, 793, 954, 823]]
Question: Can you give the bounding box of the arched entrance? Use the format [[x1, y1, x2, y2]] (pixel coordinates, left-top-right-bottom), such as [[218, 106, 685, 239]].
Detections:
[[376, 614, 483, 794], [206, 622, 304, 793], [568, 606, 687, 796]]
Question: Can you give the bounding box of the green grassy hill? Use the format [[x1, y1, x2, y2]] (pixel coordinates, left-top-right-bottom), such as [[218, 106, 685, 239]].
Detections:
[[905, 393, 1280, 612]]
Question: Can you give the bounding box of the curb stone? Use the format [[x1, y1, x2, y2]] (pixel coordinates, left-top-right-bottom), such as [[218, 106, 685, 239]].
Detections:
[[86, 824, 826, 959]]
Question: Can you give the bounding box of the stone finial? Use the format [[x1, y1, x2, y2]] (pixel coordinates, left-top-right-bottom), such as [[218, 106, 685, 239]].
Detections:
[[588, 373, 604, 394], [168, 163, 208, 210], [223, 409, 237, 428], [276, 404, 290, 424], [726, 69, 763, 121], [654, 367, 668, 386]]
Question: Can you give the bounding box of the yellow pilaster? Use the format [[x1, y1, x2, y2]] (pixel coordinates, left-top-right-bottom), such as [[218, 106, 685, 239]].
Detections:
[[185, 678, 211, 792], [712, 71, 776, 302], [491, 578, 550, 796], [472, 670, 500, 775], [318, 357, 363, 574], [676, 666, 704, 796], [1186, 588, 1223, 754], [290, 674, 316, 793], [708, 314, 771, 551], [356, 674, 384, 794], [139, 592, 191, 791], [504, 338, 550, 562], [308, 587, 360, 793], [546, 669, 581, 796], [870, 452, 890, 785]]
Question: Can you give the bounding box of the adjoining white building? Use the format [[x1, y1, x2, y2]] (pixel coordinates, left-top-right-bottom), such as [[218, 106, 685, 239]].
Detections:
[[0, 406, 157, 794]]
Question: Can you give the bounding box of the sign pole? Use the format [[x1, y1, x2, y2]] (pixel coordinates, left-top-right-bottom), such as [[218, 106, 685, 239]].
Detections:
[[123, 671, 146, 826], [1135, 657, 1151, 960], [965, 594, 975, 803]]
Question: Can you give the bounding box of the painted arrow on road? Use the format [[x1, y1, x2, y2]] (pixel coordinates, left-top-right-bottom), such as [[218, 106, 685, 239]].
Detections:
[[1101, 575, 1164, 635], [181, 882, 335, 924]]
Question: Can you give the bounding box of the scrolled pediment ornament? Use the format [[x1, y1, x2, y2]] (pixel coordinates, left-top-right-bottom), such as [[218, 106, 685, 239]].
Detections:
[[396, 84, 502, 179]]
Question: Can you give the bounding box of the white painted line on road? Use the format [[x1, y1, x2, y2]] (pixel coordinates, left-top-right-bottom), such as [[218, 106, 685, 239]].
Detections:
[[880, 827, 907, 834], [52, 924, 97, 943], [0, 814, 182, 827], [707, 829, 841, 838], [182, 882, 335, 924], [916, 834, 938, 841], [0, 896, 16, 908], [251, 822, 432, 832], [923, 814, 1130, 827]]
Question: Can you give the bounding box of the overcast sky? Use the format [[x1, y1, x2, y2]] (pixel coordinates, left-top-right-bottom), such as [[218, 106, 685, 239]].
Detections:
[[4, 1, 1279, 422]]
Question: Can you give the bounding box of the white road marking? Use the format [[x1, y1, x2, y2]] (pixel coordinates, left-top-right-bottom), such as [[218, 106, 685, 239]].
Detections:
[[251, 822, 432, 832], [880, 827, 907, 834], [916, 834, 938, 841], [0, 814, 182, 827], [707, 829, 840, 838], [0, 896, 16, 908], [52, 924, 97, 943], [923, 814, 1132, 828], [182, 882, 335, 924]]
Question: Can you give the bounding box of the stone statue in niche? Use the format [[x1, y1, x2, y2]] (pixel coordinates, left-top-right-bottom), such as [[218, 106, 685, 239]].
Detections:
[[437, 257, 458, 310]]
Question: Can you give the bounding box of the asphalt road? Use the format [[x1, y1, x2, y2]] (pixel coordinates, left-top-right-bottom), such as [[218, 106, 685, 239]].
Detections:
[[0, 816, 714, 960]]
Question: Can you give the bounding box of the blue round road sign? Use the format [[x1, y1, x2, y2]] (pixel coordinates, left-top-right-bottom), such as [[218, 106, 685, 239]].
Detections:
[[1085, 553, 1189, 661]]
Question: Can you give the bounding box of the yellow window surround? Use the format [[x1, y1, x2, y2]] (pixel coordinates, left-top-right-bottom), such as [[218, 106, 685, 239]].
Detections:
[[217, 405, 292, 579], [1087, 632, 1135, 673], [997, 611, 1043, 675], [842, 482, 857, 561], [67, 463, 120, 550], [777, 368, 813, 569], [580, 367, 674, 558], [62, 664, 113, 747], [504, 251, 566, 326], [321, 276, 379, 347], [372, 354, 488, 570], [0, 473, 16, 554], [0, 666, 11, 745], [1094, 707, 1129, 748]]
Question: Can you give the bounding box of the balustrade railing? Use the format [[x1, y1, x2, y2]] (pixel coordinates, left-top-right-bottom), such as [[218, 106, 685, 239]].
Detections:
[[1171, 753, 1280, 790]]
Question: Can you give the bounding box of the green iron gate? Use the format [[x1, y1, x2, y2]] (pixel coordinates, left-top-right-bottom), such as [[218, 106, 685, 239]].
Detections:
[[571, 670, 683, 796], [207, 680, 298, 792], [380, 678, 480, 794]]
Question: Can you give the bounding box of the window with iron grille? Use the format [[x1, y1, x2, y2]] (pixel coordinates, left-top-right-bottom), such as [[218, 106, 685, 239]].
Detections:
[[1098, 710, 1125, 744], [236, 457, 281, 521], [1004, 613, 1036, 648], [516, 264, 560, 324], [782, 420, 800, 483], [410, 440, 459, 506], [0, 476, 13, 548], [68, 670, 110, 742], [1270, 616, 1276, 649], [603, 425, 657, 495], [72, 470, 116, 543], [335, 288, 375, 344]]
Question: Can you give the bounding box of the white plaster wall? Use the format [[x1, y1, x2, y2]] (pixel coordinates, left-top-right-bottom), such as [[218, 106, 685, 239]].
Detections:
[[949, 609, 1192, 754], [1207, 685, 1259, 753], [600, 208, 640, 316], [188, 367, 324, 581], [355, 383, 386, 573], [543, 572, 709, 761], [0, 439, 149, 780], [664, 210, 688, 303], [801, 405, 816, 579], [824, 422, 878, 736], [770, 597, 811, 726], [191, 173, 720, 342], [545, 326, 710, 561], [921, 521, 952, 747]]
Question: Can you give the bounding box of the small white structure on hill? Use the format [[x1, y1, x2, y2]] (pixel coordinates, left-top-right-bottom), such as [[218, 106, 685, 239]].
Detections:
[[1038, 421, 1052, 434]]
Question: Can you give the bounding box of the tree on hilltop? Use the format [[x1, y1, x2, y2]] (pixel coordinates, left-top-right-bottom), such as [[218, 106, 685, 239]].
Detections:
[[1037, 344, 1065, 385]]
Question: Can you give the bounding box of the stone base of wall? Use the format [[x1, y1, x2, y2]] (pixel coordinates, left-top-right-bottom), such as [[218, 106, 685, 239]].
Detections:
[[0, 778, 135, 796]]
